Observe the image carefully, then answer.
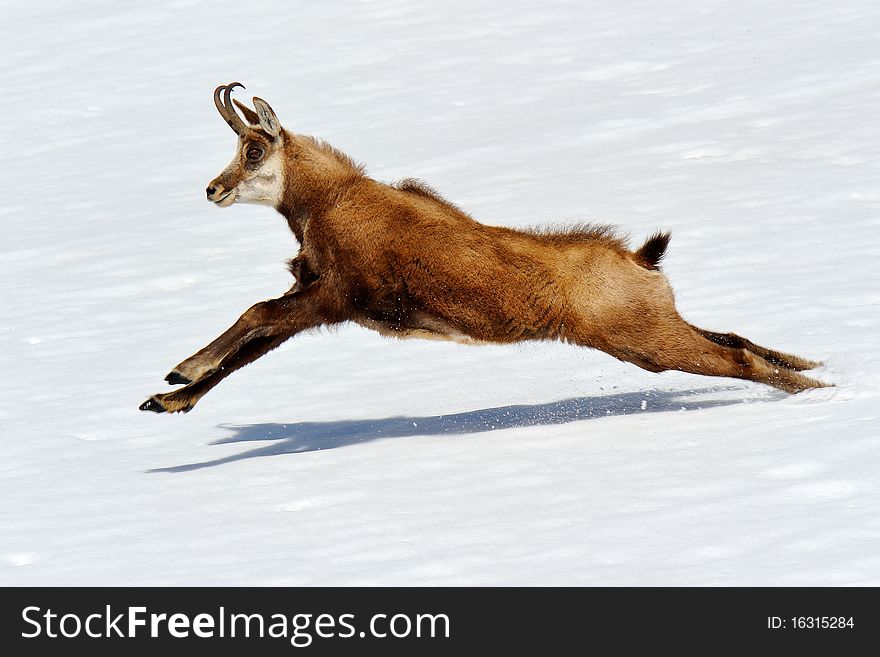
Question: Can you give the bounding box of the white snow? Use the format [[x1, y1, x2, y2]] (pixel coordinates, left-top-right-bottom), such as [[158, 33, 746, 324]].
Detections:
[[2, 0, 879, 585]]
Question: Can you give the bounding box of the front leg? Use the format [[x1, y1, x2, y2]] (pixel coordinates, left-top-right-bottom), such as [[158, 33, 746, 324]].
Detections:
[[164, 315, 256, 386], [166, 282, 308, 385], [167, 259, 317, 385], [140, 334, 291, 413], [140, 285, 337, 413]]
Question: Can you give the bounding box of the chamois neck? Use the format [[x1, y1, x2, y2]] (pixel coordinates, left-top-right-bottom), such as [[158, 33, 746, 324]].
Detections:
[[275, 132, 364, 243]]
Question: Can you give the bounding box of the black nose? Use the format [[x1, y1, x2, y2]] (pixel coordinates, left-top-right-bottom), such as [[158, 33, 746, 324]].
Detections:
[[206, 186, 217, 198]]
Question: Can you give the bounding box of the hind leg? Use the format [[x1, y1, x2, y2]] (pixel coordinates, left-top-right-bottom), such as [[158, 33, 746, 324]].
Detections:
[[562, 255, 829, 392], [693, 327, 821, 371], [602, 321, 830, 393]]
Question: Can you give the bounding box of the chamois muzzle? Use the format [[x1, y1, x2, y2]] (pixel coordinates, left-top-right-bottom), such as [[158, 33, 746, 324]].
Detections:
[[206, 182, 236, 206]]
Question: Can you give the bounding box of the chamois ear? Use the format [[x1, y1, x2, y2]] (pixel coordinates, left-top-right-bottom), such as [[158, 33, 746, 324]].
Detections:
[[233, 99, 260, 127], [252, 96, 282, 137]]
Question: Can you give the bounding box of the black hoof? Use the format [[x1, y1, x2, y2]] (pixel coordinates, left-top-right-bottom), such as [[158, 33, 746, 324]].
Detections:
[[139, 397, 167, 413], [165, 371, 192, 385]]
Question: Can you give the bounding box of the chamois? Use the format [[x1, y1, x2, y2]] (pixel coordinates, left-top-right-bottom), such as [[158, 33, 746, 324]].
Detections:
[[139, 82, 829, 414]]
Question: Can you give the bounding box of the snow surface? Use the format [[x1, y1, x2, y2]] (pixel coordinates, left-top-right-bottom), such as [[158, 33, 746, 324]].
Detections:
[[2, 0, 879, 585]]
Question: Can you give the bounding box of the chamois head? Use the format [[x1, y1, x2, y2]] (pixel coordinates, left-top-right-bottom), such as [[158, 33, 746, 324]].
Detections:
[[206, 82, 285, 208]]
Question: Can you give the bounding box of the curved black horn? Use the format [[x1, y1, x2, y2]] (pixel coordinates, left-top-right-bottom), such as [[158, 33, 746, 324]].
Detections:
[[213, 82, 248, 135]]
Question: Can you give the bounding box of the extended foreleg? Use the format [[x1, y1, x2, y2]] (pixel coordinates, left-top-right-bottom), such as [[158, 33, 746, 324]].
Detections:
[[140, 333, 292, 413], [140, 286, 337, 413]]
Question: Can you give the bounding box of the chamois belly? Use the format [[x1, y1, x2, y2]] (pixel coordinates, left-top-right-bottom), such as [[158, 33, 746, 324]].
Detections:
[[348, 275, 486, 343], [354, 313, 486, 344], [353, 281, 562, 344]]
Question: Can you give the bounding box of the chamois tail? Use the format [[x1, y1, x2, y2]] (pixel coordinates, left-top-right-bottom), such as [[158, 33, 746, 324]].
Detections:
[[633, 231, 671, 270]]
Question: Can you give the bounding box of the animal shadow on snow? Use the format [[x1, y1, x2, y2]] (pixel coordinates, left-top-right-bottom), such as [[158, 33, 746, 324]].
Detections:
[[150, 386, 770, 473]]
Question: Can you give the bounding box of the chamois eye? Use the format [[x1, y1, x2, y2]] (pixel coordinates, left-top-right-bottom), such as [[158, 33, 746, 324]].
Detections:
[[246, 146, 264, 161]]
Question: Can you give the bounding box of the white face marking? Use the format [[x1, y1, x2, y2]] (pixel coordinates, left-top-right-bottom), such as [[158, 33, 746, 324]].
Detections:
[[233, 147, 284, 207], [212, 139, 284, 208]]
